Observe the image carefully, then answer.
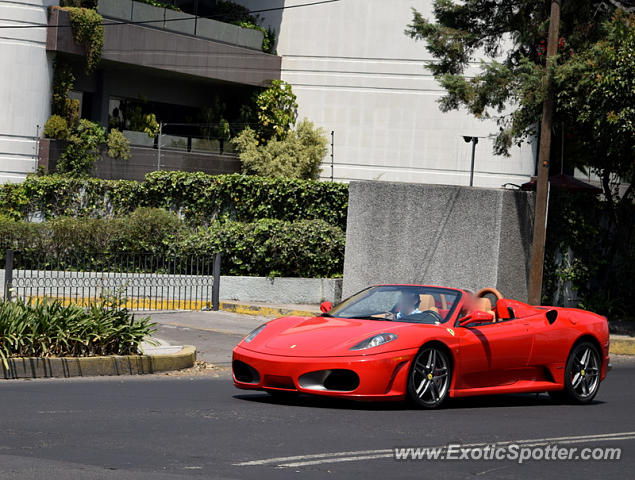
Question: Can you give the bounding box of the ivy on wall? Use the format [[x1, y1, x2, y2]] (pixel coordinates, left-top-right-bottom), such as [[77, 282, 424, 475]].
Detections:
[[58, 6, 104, 73]]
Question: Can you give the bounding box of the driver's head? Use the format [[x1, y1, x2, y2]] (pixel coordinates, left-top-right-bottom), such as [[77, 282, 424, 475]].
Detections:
[[398, 292, 419, 315], [460, 290, 477, 315]]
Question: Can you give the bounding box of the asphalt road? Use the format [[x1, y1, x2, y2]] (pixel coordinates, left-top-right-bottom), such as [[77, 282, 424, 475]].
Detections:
[[1, 311, 634, 480]]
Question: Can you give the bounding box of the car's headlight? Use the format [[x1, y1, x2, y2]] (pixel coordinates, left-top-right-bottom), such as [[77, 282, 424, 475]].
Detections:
[[243, 324, 266, 343], [350, 333, 398, 351]]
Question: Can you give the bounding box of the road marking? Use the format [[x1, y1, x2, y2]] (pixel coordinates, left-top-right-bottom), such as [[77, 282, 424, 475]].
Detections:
[[234, 431, 635, 468]]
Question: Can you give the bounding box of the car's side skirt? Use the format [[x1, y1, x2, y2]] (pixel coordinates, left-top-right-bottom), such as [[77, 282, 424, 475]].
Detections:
[[450, 380, 565, 398]]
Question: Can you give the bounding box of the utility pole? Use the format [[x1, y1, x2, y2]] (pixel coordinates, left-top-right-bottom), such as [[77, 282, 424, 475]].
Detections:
[[528, 0, 561, 305]]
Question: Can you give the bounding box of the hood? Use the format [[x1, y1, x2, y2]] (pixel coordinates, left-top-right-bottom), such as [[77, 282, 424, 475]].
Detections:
[[239, 315, 439, 357]]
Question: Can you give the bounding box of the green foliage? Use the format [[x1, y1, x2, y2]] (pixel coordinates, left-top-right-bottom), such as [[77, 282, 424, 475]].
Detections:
[[182, 219, 345, 278], [405, 2, 631, 162], [0, 172, 349, 228], [61, 6, 104, 74], [212, 0, 276, 53], [129, 107, 160, 138], [254, 80, 298, 141], [106, 129, 131, 160], [57, 119, 106, 177], [0, 213, 345, 278], [543, 191, 635, 322], [51, 60, 79, 127], [233, 119, 328, 179], [43, 115, 70, 140], [109, 207, 185, 254], [0, 298, 155, 366], [554, 11, 635, 203]]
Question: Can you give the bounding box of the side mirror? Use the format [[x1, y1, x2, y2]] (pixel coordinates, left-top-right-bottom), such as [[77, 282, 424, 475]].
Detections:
[[320, 301, 333, 313], [458, 310, 494, 327]]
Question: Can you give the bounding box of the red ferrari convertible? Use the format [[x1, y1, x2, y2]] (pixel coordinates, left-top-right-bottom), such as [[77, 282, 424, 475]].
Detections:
[[232, 285, 610, 408]]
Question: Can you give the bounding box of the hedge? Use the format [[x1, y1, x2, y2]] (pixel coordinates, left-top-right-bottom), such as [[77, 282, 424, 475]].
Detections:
[[0, 172, 349, 228], [0, 209, 345, 278]]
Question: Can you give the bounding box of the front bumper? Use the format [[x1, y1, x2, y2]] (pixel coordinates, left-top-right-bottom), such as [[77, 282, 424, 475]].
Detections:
[[232, 345, 419, 400]]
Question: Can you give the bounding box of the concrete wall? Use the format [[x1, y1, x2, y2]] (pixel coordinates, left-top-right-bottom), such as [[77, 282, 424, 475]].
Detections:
[[235, 0, 536, 188], [342, 181, 535, 302], [0, 0, 58, 183], [220, 276, 342, 304]]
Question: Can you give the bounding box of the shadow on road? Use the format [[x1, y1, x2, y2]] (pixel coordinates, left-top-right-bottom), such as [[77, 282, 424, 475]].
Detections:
[[233, 391, 605, 411]]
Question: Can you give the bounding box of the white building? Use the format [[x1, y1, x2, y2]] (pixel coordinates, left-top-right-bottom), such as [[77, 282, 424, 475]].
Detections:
[[0, 0, 54, 183], [238, 0, 537, 187], [0, 0, 537, 187]]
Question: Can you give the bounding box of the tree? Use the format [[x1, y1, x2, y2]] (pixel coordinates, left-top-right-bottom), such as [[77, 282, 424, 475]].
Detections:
[[406, 3, 635, 318], [232, 119, 328, 179], [405, 2, 634, 204], [254, 80, 298, 142]]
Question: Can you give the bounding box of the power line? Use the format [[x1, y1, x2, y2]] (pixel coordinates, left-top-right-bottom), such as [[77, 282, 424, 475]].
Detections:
[[0, 0, 341, 29]]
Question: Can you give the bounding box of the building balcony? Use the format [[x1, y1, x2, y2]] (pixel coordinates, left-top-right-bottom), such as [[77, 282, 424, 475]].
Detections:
[[46, 2, 281, 87]]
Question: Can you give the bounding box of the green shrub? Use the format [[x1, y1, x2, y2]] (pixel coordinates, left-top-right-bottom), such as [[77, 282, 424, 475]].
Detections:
[[43, 115, 70, 140], [254, 80, 298, 141], [109, 207, 185, 254], [57, 119, 106, 177], [0, 172, 349, 228], [0, 214, 345, 278], [106, 129, 131, 160], [233, 119, 328, 180], [0, 298, 155, 366], [182, 219, 345, 277]]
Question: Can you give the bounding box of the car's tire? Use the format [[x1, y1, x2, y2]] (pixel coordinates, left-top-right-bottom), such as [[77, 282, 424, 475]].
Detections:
[[407, 344, 452, 409], [556, 341, 602, 404]]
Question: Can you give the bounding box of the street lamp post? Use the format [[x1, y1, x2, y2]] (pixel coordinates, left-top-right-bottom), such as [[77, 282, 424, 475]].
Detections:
[[463, 136, 479, 187]]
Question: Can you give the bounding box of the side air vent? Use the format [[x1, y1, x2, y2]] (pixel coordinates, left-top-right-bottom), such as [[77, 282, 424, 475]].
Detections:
[[546, 309, 558, 324]]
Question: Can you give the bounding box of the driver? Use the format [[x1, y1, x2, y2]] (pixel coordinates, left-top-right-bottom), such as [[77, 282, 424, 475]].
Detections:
[[395, 292, 422, 319], [459, 289, 478, 316]]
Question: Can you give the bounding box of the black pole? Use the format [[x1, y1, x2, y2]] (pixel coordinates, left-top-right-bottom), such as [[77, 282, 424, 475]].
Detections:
[[212, 253, 221, 311], [4, 249, 14, 301], [469, 137, 478, 187]]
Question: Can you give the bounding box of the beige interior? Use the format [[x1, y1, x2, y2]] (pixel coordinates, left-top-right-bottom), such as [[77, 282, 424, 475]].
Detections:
[[418, 294, 438, 312]]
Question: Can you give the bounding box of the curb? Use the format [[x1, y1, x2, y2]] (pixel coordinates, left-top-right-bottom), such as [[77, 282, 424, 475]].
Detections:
[[610, 335, 635, 356], [219, 300, 320, 318], [0, 345, 196, 380]]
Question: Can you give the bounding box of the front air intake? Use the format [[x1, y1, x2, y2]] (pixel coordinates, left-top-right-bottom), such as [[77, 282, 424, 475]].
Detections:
[[232, 360, 260, 383]]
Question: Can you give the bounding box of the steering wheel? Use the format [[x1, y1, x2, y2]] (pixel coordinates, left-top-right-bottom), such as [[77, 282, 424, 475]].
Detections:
[[417, 309, 444, 323], [476, 287, 504, 300]]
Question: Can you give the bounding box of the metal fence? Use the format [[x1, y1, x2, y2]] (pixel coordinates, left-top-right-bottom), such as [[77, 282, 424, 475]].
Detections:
[[2, 250, 221, 311]]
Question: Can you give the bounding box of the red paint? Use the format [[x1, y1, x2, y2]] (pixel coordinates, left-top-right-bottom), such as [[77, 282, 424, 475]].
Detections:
[[232, 285, 610, 402]]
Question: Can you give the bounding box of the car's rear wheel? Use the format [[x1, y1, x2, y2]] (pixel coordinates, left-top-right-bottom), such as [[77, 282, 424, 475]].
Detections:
[[407, 345, 451, 409], [552, 341, 601, 404]]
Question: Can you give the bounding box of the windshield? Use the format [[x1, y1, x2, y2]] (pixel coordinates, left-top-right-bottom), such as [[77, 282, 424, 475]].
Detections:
[[327, 285, 461, 324]]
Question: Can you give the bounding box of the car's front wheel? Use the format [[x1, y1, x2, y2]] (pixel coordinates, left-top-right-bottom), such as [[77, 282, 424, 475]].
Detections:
[[552, 341, 601, 404], [407, 345, 451, 409]]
